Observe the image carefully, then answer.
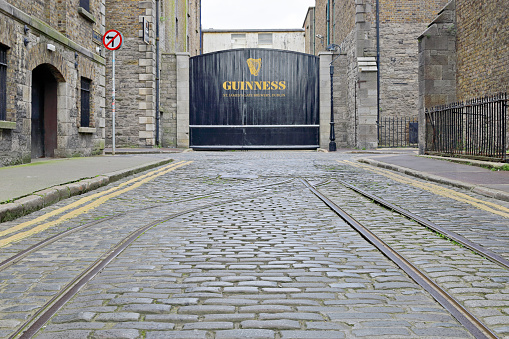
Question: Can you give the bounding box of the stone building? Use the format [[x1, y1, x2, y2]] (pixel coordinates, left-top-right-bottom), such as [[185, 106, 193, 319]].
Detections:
[[418, 0, 508, 152], [202, 29, 306, 54], [0, 0, 106, 166], [302, 7, 316, 55], [305, 0, 448, 148], [104, 0, 201, 149]]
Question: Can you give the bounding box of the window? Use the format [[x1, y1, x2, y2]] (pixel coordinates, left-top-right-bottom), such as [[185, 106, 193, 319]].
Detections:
[[0, 45, 7, 121], [231, 34, 247, 48], [80, 77, 92, 127], [258, 33, 273, 46], [79, 0, 90, 12]]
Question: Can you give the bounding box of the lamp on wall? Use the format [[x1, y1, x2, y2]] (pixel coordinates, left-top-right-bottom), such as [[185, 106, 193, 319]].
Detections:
[[316, 34, 324, 48]]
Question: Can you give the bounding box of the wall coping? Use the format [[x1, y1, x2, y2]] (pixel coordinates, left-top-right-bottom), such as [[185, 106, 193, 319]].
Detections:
[[0, 120, 16, 130]]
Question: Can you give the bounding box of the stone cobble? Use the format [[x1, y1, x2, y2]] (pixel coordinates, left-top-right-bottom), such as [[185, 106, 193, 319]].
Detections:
[[36, 153, 473, 338], [0, 152, 506, 337]]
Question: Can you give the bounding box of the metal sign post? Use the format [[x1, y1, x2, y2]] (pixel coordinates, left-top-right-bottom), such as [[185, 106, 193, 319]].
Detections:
[[102, 29, 123, 155], [112, 49, 116, 155]]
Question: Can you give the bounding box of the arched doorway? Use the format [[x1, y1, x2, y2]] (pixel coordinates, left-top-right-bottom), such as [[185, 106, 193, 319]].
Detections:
[[31, 64, 59, 158]]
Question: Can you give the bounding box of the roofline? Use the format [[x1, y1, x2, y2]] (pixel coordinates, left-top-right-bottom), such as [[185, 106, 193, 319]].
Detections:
[[202, 28, 305, 33], [303, 7, 315, 29]]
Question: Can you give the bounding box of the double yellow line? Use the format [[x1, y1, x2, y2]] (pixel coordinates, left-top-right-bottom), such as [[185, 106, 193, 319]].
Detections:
[[340, 160, 509, 218], [0, 161, 192, 247]]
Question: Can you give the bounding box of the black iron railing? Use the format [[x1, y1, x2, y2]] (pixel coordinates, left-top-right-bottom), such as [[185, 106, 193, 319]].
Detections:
[[425, 93, 507, 162], [378, 117, 418, 148]]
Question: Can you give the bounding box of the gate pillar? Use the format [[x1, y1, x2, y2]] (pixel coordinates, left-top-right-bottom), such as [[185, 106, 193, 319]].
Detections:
[[176, 53, 190, 148], [319, 52, 333, 150]]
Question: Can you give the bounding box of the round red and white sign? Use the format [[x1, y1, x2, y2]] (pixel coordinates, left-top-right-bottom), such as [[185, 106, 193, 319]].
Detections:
[[102, 30, 123, 51]]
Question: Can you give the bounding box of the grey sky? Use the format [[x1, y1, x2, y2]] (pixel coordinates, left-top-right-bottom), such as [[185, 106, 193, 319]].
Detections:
[[201, 0, 316, 30]]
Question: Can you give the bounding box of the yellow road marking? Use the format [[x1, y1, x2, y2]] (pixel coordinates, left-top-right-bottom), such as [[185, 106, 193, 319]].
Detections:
[[0, 161, 186, 238], [340, 160, 509, 219], [0, 161, 192, 247]]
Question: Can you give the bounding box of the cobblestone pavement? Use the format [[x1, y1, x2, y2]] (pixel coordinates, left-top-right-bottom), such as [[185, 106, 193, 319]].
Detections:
[[0, 151, 507, 338]]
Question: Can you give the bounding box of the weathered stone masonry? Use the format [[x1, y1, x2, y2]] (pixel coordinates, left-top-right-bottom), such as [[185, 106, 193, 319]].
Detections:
[[311, 0, 448, 149], [104, 0, 200, 149], [0, 0, 106, 167]]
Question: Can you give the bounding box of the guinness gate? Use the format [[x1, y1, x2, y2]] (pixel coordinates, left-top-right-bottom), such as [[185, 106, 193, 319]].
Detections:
[[189, 49, 319, 149]]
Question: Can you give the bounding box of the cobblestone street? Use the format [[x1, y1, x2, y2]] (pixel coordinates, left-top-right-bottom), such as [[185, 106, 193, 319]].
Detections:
[[0, 152, 508, 338]]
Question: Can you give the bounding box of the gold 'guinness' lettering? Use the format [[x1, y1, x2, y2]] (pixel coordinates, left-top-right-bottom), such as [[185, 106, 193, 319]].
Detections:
[[222, 81, 287, 91]]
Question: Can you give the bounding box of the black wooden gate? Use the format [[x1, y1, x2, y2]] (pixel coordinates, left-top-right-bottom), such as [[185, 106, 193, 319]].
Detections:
[[189, 49, 319, 149]]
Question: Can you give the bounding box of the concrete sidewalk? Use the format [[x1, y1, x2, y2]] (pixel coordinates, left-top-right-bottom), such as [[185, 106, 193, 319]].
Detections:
[[356, 152, 509, 202], [0, 151, 182, 221]]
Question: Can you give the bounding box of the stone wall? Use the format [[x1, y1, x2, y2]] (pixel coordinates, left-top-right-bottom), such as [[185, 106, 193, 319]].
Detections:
[[318, 0, 450, 149], [332, 0, 355, 45], [0, 0, 105, 166], [314, 0, 328, 52], [104, 0, 200, 149], [332, 29, 356, 148], [456, 0, 508, 100], [379, 23, 429, 118], [417, 0, 457, 153], [188, 0, 202, 56], [303, 7, 315, 55], [105, 0, 156, 148], [160, 53, 177, 147], [369, 0, 448, 119]]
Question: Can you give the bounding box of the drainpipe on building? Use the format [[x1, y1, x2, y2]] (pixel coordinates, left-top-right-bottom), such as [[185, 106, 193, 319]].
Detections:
[[200, 1, 203, 55], [155, 0, 161, 146], [376, 0, 380, 143], [327, 0, 330, 46], [313, 9, 316, 55]]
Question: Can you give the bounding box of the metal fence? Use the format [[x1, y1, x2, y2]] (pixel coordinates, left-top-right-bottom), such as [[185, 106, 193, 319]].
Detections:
[[378, 117, 418, 148], [425, 93, 507, 162]]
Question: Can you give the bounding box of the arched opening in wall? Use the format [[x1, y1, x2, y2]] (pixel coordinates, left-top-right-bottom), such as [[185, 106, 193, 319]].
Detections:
[[31, 64, 62, 159]]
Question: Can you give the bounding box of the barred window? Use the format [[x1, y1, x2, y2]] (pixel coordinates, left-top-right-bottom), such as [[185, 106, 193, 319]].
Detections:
[[79, 0, 90, 12], [0, 45, 7, 121], [80, 77, 92, 127]]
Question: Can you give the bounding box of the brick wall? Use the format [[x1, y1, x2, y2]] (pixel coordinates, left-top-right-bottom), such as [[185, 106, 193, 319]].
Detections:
[[456, 0, 509, 100], [332, 0, 355, 45], [314, 0, 328, 53], [379, 0, 449, 23]]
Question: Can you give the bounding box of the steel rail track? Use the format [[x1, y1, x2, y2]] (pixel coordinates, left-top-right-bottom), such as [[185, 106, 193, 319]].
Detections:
[[10, 178, 304, 339], [337, 179, 509, 270], [301, 179, 498, 339]]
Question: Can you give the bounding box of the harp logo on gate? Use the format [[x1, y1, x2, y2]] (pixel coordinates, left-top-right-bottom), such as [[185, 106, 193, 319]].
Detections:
[[247, 58, 262, 76]]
